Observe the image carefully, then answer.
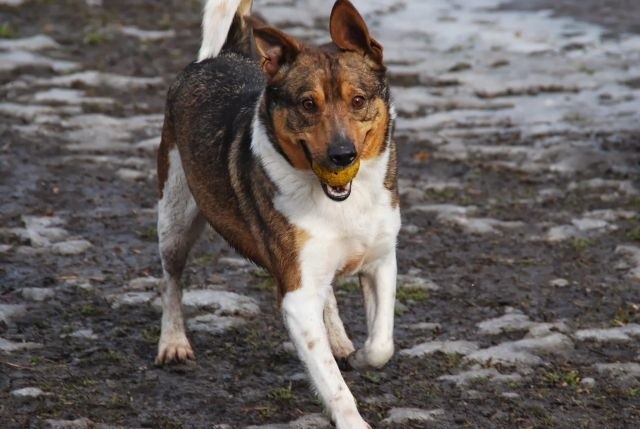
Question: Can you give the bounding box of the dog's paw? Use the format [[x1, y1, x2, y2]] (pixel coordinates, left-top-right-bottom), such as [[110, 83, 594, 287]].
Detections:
[[155, 338, 195, 365]]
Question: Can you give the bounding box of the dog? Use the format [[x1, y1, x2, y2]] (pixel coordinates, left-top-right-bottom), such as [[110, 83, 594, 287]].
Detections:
[[155, 0, 399, 427]]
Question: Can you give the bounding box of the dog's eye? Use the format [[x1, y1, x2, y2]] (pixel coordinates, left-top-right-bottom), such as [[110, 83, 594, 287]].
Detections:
[[301, 99, 316, 112], [352, 95, 366, 110]]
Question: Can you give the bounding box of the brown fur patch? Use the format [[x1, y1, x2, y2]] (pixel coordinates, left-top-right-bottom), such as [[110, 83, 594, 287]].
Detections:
[[337, 253, 364, 277], [384, 140, 399, 208], [278, 228, 309, 295]]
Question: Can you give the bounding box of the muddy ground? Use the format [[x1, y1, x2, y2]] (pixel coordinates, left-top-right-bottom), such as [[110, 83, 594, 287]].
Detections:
[[1, 0, 639, 428]]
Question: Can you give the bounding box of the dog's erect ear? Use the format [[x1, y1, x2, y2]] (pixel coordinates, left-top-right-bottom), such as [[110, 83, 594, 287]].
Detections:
[[330, 0, 383, 67], [249, 18, 301, 79]]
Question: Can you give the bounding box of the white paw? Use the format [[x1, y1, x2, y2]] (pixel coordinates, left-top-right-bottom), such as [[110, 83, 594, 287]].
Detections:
[[347, 343, 394, 370], [334, 413, 371, 429], [155, 336, 195, 365]]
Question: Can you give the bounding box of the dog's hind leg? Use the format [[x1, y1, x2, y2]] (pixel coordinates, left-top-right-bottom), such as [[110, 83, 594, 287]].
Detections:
[[155, 143, 205, 365], [324, 288, 355, 362]]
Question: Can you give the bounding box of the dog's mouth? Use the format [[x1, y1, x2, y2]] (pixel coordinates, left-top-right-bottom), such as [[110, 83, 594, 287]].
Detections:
[[299, 140, 357, 202], [321, 181, 352, 201]]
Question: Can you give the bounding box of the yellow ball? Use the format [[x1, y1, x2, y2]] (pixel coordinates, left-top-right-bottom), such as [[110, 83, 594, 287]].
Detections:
[[312, 159, 360, 187]]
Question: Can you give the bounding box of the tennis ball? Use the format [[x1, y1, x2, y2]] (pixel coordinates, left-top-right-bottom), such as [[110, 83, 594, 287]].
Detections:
[[312, 159, 360, 187]]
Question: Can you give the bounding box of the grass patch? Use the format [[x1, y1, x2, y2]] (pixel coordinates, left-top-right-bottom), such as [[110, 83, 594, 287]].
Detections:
[[78, 303, 101, 316], [543, 369, 581, 388], [194, 253, 218, 267], [142, 325, 160, 343], [83, 30, 105, 45], [570, 237, 593, 252], [626, 227, 640, 242], [0, 22, 17, 39], [269, 383, 295, 402], [578, 64, 595, 75], [30, 356, 44, 366], [396, 286, 429, 303], [137, 226, 157, 241], [107, 393, 129, 409], [337, 280, 359, 293], [251, 276, 275, 291], [364, 371, 381, 384], [104, 350, 126, 364]]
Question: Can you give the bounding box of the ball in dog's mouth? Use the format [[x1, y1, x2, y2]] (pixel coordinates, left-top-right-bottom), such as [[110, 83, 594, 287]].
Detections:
[[311, 160, 359, 202], [321, 181, 352, 201]]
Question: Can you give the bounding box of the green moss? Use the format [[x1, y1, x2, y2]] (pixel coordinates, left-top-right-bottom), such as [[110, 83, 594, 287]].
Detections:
[[570, 237, 593, 251], [83, 30, 105, 45], [396, 286, 429, 303], [78, 303, 101, 316], [142, 325, 160, 343], [138, 226, 157, 241], [269, 384, 295, 402], [337, 280, 359, 293], [626, 227, 640, 242], [0, 22, 17, 39], [543, 369, 581, 388]]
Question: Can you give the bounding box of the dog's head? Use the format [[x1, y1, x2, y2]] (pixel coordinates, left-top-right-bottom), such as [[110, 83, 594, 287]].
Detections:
[[253, 0, 391, 202]]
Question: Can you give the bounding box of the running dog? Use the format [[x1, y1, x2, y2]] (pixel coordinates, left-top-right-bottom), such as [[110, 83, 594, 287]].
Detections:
[[156, 0, 399, 427]]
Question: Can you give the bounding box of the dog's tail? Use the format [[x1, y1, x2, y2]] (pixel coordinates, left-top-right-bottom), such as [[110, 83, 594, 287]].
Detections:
[[197, 0, 254, 62]]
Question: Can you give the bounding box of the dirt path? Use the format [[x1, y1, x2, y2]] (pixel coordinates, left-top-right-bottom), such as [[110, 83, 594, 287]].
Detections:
[[1, 0, 639, 428]]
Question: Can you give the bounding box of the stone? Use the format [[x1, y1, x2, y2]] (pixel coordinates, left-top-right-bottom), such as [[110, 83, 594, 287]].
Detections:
[[182, 289, 260, 316], [466, 333, 573, 366], [116, 168, 147, 181], [595, 362, 640, 378], [550, 278, 569, 287], [66, 329, 98, 340], [0, 337, 42, 352], [545, 225, 579, 242], [187, 314, 246, 334], [0, 34, 58, 51], [477, 310, 534, 335], [44, 418, 93, 429], [11, 387, 46, 398], [0, 304, 26, 325], [571, 218, 610, 231], [51, 239, 92, 255], [119, 26, 175, 41], [400, 340, 479, 357], [580, 377, 596, 388], [406, 322, 442, 332], [21, 287, 55, 301], [127, 276, 161, 290], [574, 324, 640, 342], [107, 291, 156, 309], [397, 274, 440, 291], [381, 408, 445, 426], [438, 365, 522, 387], [246, 413, 331, 429]]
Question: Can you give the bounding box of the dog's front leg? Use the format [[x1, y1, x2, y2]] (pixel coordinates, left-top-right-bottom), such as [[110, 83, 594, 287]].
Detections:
[[348, 250, 397, 370], [282, 284, 370, 429]]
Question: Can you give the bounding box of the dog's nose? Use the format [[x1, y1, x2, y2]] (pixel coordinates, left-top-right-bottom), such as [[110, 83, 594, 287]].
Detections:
[[327, 140, 357, 168]]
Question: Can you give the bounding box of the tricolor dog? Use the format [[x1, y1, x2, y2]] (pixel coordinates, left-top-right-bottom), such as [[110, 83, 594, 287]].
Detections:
[[155, 0, 399, 427]]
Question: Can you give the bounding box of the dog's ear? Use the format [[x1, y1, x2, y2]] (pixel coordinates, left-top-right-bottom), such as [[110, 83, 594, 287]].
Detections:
[[330, 0, 383, 67], [249, 18, 301, 79]]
